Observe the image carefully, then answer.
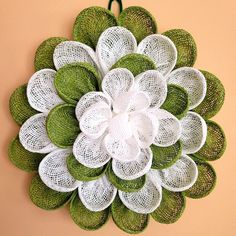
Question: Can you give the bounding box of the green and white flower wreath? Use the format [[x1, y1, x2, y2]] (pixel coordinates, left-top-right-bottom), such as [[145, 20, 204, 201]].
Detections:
[[9, 2, 226, 234]]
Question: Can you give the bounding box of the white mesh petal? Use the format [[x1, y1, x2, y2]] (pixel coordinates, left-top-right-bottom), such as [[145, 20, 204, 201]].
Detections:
[[102, 68, 134, 100], [151, 109, 182, 147], [137, 34, 177, 76], [38, 149, 80, 192], [53, 41, 99, 70], [75, 92, 111, 121], [80, 102, 111, 139], [96, 26, 137, 73], [19, 113, 57, 154], [78, 175, 117, 212], [135, 70, 167, 108], [27, 69, 63, 113], [167, 67, 207, 109], [154, 154, 198, 192], [112, 148, 152, 180], [73, 133, 111, 168], [180, 112, 207, 154], [119, 175, 162, 214]]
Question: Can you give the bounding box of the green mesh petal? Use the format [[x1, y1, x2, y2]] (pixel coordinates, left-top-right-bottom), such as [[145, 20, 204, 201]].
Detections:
[[67, 154, 107, 181], [118, 6, 157, 43], [194, 121, 226, 161], [29, 174, 73, 210], [111, 195, 149, 234], [70, 192, 109, 230], [194, 70, 225, 119], [151, 189, 185, 224], [106, 163, 146, 192], [9, 84, 38, 125], [46, 104, 80, 148], [73, 6, 117, 49], [163, 29, 197, 68], [112, 53, 156, 76], [161, 84, 189, 119], [9, 135, 44, 172], [151, 141, 182, 169], [55, 62, 100, 105], [184, 158, 216, 198], [34, 37, 67, 71]]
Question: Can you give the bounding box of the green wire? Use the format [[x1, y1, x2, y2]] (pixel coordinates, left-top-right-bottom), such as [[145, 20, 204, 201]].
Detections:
[[108, 0, 123, 14]]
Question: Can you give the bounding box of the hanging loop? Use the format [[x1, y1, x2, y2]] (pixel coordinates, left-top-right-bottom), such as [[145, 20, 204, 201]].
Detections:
[[108, 0, 123, 14]]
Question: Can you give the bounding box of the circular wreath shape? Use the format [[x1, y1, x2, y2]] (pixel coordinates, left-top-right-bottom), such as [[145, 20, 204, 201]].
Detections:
[[8, 4, 226, 234]]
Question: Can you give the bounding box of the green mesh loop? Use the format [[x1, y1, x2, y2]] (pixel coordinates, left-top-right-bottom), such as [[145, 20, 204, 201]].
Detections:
[[29, 174, 73, 210], [55, 62, 99, 105], [73, 6, 117, 49], [46, 104, 80, 148], [67, 154, 107, 181], [194, 120, 226, 161], [112, 53, 156, 76], [34, 37, 67, 71], [194, 70, 225, 119], [111, 195, 149, 234], [9, 84, 38, 125], [8, 135, 44, 172], [106, 163, 146, 192], [118, 6, 157, 43], [151, 141, 182, 169], [151, 189, 185, 224], [161, 84, 189, 119], [163, 29, 197, 68], [184, 157, 216, 198], [70, 192, 109, 230]]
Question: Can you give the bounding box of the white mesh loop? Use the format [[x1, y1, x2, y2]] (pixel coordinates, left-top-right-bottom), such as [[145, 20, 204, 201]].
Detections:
[[96, 26, 137, 73], [102, 68, 134, 101], [19, 113, 57, 154], [78, 175, 117, 212], [167, 67, 207, 109], [155, 154, 198, 192], [27, 69, 64, 113], [73, 133, 111, 168], [38, 149, 80, 192], [135, 70, 167, 108], [137, 34, 177, 76], [112, 148, 152, 180], [180, 112, 207, 154], [119, 175, 162, 214]]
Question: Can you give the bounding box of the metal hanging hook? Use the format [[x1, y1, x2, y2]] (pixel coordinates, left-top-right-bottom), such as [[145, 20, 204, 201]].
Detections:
[[108, 0, 123, 14]]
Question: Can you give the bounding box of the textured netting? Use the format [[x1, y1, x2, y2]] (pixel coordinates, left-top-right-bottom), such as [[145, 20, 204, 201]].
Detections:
[[180, 112, 207, 154], [73, 6, 117, 49], [112, 148, 152, 180], [73, 133, 111, 168], [155, 155, 198, 192], [151, 189, 185, 224], [27, 69, 63, 113], [70, 192, 110, 230], [9, 84, 38, 125], [137, 34, 177, 76], [194, 70, 225, 119], [38, 149, 80, 192], [135, 70, 167, 108], [78, 175, 117, 212], [163, 29, 197, 68], [119, 175, 162, 214], [19, 113, 57, 153], [34, 37, 67, 71], [194, 121, 226, 161], [53, 41, 99, 70], [118, 6, 157, 43], [168, 67, 206, 109], [111, 195, 149, 234], [96, 26, 137, 73]]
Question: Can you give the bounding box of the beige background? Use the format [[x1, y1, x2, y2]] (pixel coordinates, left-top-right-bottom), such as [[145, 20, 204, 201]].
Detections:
[[0, 0, 235, 235]]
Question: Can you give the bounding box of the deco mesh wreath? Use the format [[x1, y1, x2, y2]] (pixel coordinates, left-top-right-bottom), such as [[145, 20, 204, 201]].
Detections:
[[9, 1, 226, 234]]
